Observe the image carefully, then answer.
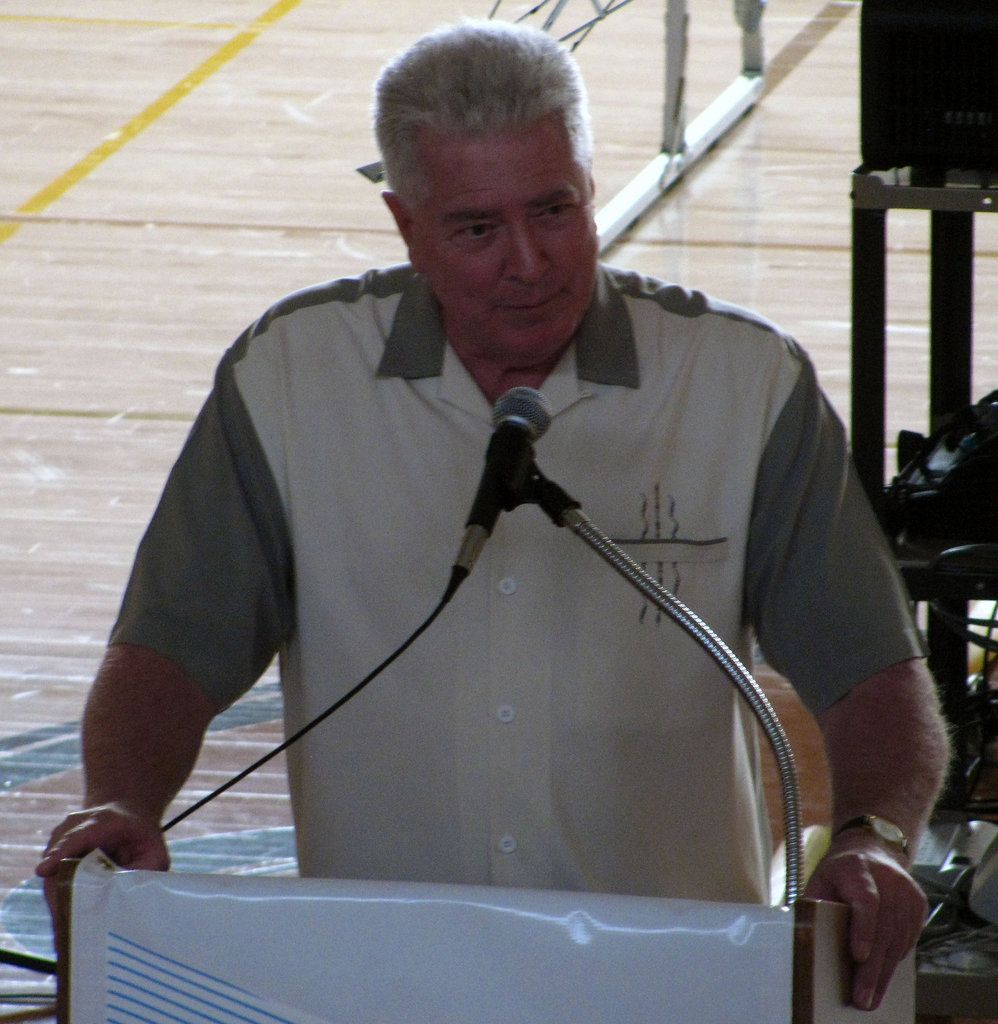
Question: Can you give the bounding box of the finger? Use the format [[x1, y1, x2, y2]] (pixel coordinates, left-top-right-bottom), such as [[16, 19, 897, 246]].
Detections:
[[852, 936, 887, 1010], [843, 873, 881, 965], [854, 890, 903, 1010], [37, 830, 95, 876], [857, 928, 911, 1010], [37, 816, 107, 870], [37, 811, 162, 875], [852, 876, 922, 1010]]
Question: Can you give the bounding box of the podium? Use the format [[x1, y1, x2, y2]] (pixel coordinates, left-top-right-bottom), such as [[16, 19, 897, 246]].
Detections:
[[58, 850, 913, 1023]]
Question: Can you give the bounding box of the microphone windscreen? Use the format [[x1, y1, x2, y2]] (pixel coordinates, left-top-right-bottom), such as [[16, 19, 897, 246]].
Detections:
[[492, 387, 552, 440]]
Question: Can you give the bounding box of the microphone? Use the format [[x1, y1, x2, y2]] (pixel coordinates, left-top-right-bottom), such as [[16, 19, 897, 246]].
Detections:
[[451, 387, 553, 583]]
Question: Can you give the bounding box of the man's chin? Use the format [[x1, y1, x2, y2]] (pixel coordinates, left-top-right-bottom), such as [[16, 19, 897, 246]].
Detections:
[[485, 339, 577, 380], [493, 307, 580, 349], [447, 305, 581, 373]]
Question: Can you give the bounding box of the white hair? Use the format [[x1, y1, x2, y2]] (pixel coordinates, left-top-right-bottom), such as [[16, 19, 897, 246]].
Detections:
[[373, 20, 593, 203]]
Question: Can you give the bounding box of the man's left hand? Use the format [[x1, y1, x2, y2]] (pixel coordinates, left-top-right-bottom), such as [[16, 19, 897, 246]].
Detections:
[[804, 833, 927, 1011]]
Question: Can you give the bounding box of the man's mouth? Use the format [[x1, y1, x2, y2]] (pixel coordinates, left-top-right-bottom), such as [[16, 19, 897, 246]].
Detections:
[[497, 291, 562, 313]]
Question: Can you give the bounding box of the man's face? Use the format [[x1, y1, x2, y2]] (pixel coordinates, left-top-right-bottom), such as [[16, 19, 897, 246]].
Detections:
[[384, 114, 599, 392]]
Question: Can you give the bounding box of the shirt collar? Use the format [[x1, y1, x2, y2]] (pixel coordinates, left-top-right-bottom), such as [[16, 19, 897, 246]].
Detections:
[[376, 265, 639, 388]]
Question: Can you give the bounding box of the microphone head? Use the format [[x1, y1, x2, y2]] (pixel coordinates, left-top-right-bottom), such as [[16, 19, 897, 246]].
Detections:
[[492, 387, 552, 440]]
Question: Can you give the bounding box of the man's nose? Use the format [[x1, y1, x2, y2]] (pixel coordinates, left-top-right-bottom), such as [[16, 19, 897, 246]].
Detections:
[[504, 221, 546, 281]]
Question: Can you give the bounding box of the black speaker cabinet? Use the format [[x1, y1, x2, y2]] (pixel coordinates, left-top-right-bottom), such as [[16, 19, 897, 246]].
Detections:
[[861, 0, 998, 172]]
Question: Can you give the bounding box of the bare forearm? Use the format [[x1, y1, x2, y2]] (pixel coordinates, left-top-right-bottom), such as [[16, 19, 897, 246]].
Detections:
[[817, 657, 951, 842], [81, 642, 218, 821]]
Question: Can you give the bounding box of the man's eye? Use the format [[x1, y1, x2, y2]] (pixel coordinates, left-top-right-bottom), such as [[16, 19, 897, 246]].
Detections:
[[450, 221, 496, 248], [531, 203, 574, 225]]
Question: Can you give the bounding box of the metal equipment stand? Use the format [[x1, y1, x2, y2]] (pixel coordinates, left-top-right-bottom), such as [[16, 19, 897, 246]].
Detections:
[[851, 166, 998, 807]]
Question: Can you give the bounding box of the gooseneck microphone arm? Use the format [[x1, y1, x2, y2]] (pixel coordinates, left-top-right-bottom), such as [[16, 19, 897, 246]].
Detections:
[[525, 465, 804, 908]]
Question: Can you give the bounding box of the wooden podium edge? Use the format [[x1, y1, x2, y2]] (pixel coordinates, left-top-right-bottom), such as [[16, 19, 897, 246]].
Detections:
[[54, 859, 80, 1024], [795, 898, 841, 1023]]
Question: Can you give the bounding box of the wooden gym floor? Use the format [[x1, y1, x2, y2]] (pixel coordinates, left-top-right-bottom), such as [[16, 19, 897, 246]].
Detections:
[[2, 1, 998, 1020]]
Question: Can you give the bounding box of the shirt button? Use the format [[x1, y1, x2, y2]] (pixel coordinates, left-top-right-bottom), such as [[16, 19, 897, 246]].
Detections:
[[498, 835, 517, 854], [497, 704, 515, 723], [498, 577, 517, 595]]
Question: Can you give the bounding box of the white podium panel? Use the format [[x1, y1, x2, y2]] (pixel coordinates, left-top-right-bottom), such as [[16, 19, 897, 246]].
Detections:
[[65, 851, 795, 1024]]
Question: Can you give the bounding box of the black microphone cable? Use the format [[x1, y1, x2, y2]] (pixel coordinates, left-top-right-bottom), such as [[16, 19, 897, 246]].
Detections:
[[164, 388, 553, 831], [162, 570, 465, 833], [0, 946, 57, 975]]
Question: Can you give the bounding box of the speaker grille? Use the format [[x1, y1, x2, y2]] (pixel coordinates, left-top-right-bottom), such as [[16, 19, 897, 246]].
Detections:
[[861, 0, 998, 171]]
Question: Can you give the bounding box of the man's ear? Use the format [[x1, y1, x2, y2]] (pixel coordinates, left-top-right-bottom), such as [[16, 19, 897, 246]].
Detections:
[[382, 191, 415, 249]]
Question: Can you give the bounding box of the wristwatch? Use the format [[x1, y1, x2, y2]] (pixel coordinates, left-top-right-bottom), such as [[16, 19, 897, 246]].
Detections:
[[835, 814, 909, 856]]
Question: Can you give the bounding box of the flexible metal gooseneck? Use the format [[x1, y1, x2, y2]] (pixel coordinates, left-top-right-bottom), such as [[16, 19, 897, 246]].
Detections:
[[528, 471, 803, 907], [564, 506, 802, 905]]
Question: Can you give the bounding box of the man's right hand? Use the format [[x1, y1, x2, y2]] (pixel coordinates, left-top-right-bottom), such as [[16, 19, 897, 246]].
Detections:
[[36, 803, 170, 957], [37, 802, 170, 879]]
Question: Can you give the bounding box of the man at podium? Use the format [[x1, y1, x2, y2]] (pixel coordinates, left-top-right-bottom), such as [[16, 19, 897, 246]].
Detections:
[[37, 19, 949, 1012]]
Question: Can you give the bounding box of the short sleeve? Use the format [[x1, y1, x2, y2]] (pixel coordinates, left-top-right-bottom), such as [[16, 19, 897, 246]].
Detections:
[[745, 357, 925, 713], [110, 349, 294, 708]]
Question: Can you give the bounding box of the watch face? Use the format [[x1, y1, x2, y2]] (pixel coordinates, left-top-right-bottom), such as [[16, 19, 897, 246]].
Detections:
[[870, 817, 904, 845]]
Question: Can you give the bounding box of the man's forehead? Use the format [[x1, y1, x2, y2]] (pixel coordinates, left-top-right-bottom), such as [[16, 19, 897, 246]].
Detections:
[[406, 115, 591, 216], [439, 185, 585, 222]]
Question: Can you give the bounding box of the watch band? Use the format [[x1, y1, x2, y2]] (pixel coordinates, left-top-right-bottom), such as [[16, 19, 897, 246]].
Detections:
[[835, 814, 909, 855]]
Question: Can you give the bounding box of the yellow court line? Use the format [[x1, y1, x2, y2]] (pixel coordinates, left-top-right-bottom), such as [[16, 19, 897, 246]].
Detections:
[[0, 14, 238, 29], [0, 0, 306, 246]]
